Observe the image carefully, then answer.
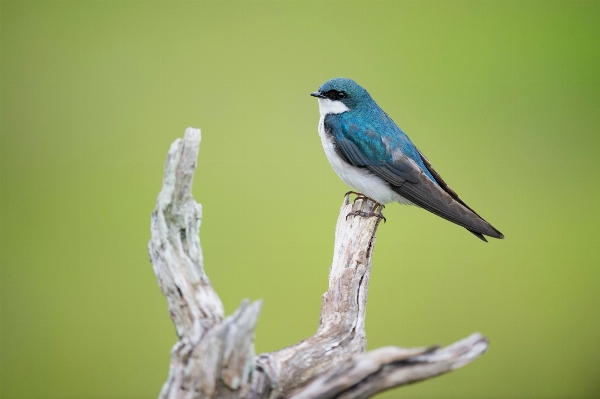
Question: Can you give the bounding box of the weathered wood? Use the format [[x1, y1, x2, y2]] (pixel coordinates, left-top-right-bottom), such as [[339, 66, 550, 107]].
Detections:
[[289, 333, 489, 399], [148, 128, 489, 399], [149, 128, 261, 399]]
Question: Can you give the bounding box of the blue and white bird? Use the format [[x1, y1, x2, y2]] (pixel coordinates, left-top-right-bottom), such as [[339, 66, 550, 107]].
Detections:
[[311, 78, 503, 242]]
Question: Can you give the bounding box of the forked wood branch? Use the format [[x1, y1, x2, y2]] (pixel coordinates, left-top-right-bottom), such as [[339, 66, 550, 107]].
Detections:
[[148, 128, 488, 399]]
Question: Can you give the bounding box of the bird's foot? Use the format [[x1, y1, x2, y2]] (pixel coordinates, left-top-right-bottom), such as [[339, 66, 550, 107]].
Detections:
[[344, 193, 386, 223], [345, 191, 364, 199]]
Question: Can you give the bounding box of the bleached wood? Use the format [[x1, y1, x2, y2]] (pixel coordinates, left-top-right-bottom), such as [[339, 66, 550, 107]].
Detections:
[[288, 333, 489, 399], [149, 128, 261, 399], [148, 128, 489, 399]]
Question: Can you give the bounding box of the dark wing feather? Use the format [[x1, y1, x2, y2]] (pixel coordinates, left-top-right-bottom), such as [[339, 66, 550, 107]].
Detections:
[[391, 148, 504, 239], [392, 170, 504, 239], [416, 148, 480, 216]]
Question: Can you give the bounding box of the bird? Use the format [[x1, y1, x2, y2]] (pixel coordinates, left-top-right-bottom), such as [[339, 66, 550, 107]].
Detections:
[[310, 77, 503, 242]]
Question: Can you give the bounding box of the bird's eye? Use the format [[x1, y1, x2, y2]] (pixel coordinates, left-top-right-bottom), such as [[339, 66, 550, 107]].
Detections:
[[325, 90, 337, 100], [325, 90, 347, 100]]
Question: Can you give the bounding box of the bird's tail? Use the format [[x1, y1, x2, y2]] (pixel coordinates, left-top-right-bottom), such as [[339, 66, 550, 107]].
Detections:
[[392, 174, 504, 241]]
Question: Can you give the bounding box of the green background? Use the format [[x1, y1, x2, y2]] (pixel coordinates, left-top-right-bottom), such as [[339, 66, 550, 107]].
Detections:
[[1, 1, 599, 398]]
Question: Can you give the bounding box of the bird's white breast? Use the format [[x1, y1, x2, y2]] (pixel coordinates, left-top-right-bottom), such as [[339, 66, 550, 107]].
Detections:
[[318, 115, 411, 205]]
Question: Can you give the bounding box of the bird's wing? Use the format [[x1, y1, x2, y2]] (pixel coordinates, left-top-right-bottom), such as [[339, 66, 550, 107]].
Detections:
[[411, 147, 503, 239], [391, 161, 504, 240], [334, 137, 419, 185], [324, 117, 503, 240], [415, 147, 480, 216], [324, 114, 422, 185]]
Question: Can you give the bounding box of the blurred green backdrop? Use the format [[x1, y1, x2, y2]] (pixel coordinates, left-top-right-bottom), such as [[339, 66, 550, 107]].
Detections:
[[1, 1, 599, 398]]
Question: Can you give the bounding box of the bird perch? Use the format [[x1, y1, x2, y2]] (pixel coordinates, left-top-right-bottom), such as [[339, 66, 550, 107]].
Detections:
[[148, 127, 489, 399]]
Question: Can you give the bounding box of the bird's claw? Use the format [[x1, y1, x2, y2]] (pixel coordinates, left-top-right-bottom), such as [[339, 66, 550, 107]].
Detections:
[[344, 192, 386, 222], [345, 210, 387, 223], [345, 191, 371, 203]]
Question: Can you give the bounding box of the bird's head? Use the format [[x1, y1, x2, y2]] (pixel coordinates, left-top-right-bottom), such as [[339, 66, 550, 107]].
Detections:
[[311, 78, 372, 115]]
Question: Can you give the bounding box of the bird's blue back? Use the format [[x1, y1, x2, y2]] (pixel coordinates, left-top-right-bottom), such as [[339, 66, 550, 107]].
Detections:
[[326, 98, 438, 184]]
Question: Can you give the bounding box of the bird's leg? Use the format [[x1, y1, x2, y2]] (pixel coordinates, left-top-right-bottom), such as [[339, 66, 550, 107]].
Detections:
[[344, 193, 387, 223]]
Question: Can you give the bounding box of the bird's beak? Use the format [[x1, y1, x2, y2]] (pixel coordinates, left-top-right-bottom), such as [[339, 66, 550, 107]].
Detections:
[[310, 91, 326, 99]]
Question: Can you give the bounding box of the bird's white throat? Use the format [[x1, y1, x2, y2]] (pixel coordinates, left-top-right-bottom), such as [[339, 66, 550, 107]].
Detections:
[[317, 98, 350, 115]]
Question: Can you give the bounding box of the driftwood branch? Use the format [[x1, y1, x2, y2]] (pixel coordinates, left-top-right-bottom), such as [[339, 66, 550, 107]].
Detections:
[[148, 128, 489, 399]]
